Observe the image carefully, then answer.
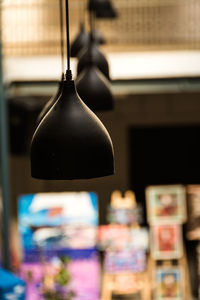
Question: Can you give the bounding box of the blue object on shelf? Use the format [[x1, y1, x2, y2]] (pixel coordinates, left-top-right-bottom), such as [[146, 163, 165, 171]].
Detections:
[[0, 268, 26, 300]]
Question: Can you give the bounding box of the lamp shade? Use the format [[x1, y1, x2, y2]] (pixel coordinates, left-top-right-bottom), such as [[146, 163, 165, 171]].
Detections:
[[36, 79, 64, 126], [71, 24, 105, 58], [77, 37, 110, 79], [31, 79, 114, 180], [92, 29, 106, 45], [88, 0, 117, 19], [76, 62, 113, 111], [71, 23, 89, 57]]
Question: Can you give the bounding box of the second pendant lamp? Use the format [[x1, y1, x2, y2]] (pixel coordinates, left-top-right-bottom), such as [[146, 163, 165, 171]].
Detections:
[[76, 60, 113, 111], [71, 22, 89, 58], [71, 23, 105, 58], [76, 14, 113, 111], [30, 0, 114, 180], [77, 32, 110, 79]]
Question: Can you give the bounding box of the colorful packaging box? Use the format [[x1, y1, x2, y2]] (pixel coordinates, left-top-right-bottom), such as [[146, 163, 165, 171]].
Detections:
[[18, 192, 100, 300], [0, 268, 26, 300]]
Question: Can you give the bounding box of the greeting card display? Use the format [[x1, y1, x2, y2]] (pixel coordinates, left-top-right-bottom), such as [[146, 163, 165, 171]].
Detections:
[[107, 207, 142, 225], [98, 225, 148, 251], [186, 185, 200, 240], [108, 190, 143, 225], [155, 267, 183, 300], [146, 185, 186, 225], [20, 255, 100, 300], [18, 192, 98, 254], [18, 192, 100, 300], [98, 225, 129, 251], [104, 250, 146, 274], [151, 225, 183, 260]]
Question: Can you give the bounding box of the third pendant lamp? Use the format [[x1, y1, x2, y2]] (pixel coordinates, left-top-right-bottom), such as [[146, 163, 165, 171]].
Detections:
[[77, 31, 110, 79], [71, 23, 106, 58], [88, 0, 117, 19], [76, 11, 113, 111], [30, 0, 114, 180]]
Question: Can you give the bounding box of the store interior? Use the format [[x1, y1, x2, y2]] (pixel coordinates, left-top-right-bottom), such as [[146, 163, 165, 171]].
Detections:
[[1, 0, 200, 299]]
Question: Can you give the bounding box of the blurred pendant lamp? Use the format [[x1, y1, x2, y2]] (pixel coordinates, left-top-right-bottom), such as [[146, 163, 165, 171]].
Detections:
[[76, 60, 113, 111], [71, 23, 106, 58], [89, 1, 106, 45], [77, 12, 110, 79], [71, 22, 89, 57], [93, 28, 106, 45], [88, 0, 117, 19], [71, 0, 106, 59], [76, 13, 113, 111], [36, 0, 65, 126], [30, 0, 114, 180], [71, 1, 89, 57]]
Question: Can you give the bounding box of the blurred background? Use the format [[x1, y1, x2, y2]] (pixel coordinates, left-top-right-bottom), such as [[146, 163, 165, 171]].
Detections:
[[1, 0, 200, 299]]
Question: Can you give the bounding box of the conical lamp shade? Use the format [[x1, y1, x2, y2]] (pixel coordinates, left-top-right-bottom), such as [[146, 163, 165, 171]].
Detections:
[[76, 63, 113, 111], [36, 79, 64, 126], [92, 29, 106, 45], [31, 79, 114, 180], [88, 0, 117, 19], [77, 38, 110, 79], [71, 23, 89, 57], [71, 24, 105, 58]]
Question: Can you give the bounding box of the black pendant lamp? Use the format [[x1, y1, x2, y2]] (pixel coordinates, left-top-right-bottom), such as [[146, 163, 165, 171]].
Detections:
[[71, 1, 106, 58], [90, 8, 106, 45], [30, 0, 114, 180], [36, 0, 65, 126], [71, 24, 105, 58], [76, 12, 113, 111], [71, 23, 89, 57], [88, 0, 117, 19], [36, 75, 64, 126], [77, 32, 110, 79], [92, 28, 106, 45], [76, 61, 113, 111]]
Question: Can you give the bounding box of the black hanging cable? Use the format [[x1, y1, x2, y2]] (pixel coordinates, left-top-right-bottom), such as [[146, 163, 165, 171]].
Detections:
[[59, 0, 65, 77], [79, 0, 84, 28], [89, 10, 94, 34], [65, 0, 72, 80]]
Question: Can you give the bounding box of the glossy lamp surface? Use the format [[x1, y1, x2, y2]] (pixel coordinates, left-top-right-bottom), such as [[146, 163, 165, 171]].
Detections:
[[76, 63, 113, 111], [31, 79, 114, 180], [36, 79, 64, 126], [77, 39, 110, 79], [71, 23, 89, 57]]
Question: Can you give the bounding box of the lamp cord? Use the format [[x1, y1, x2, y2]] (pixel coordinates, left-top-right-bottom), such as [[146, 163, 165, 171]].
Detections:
[[65, 0, 72, 80], [59, 0, 64, 77], [89, 10, 95, 34]]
